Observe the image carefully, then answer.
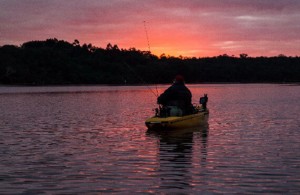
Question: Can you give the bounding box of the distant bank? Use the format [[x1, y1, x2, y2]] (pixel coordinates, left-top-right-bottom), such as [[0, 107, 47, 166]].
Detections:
[[1, 38, 299, 85]]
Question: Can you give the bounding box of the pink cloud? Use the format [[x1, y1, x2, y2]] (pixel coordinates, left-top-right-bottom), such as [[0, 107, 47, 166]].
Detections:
[[0, 0, 299, 57]]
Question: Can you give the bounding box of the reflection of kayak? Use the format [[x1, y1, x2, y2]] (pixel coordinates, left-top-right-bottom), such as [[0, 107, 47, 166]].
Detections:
[[145, 108, 209, 130], [147, 125, 208, 138]]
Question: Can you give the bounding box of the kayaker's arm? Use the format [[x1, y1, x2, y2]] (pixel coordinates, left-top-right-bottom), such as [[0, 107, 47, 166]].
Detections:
[[157, 85, 174, 105]]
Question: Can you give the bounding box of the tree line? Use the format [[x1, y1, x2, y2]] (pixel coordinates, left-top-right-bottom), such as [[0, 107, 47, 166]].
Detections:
[[0, 38, 299, 85]]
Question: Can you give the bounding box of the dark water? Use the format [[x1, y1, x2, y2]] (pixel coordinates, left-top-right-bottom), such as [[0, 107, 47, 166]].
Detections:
[[1, 84, 300, 194]]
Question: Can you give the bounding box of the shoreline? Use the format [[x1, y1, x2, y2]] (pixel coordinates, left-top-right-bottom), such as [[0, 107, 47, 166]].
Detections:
[[1, 82, 299, 87]]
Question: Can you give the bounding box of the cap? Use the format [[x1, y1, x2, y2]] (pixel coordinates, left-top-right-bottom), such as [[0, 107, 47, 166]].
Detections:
[[175, 75, 184, 82]]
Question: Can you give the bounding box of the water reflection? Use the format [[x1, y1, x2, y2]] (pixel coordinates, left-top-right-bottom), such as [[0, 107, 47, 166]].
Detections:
[[1, 84, 300, 194], [146, 124, 208, 191]]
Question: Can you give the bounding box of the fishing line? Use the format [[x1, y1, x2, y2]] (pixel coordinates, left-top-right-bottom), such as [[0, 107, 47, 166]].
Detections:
[[125, 63, 159, 97]]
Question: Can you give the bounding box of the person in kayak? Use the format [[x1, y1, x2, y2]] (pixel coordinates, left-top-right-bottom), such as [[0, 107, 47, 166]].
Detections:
[[157, 75, 193, 116]]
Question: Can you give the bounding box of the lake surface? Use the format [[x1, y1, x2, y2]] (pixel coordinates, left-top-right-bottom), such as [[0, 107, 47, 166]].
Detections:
[[1, 84, 300, 194]]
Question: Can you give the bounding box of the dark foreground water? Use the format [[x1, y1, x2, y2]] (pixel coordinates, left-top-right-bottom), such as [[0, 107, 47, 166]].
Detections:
[[1, 84, 300, 194]]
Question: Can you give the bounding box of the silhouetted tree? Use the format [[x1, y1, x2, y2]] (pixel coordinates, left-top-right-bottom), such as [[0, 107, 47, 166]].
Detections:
[[0, 38, 299, 85], [240, 53, 248, 58], [73, 39, 80, 47]]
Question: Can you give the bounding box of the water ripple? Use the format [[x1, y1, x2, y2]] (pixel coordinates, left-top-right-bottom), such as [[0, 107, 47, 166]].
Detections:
[[1, 84, 300, 194]]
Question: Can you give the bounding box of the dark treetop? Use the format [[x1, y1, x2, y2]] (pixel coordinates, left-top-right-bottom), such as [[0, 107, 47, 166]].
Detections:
[[1, 38, 299, 85]]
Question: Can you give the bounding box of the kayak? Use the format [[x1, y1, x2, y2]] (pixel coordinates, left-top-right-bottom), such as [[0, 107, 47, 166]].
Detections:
[[145, 107, 209, 130], [146, 94, 209, 130]]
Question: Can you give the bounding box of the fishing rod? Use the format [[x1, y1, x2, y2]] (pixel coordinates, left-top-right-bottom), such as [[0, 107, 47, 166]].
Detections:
[[143, 21, 151, 53], [122, 21, 160, 98], [143, 21, 159, 97]]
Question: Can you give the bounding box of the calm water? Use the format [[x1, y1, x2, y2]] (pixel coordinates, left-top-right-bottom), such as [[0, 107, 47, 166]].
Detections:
[[1, 84, 300, 194]]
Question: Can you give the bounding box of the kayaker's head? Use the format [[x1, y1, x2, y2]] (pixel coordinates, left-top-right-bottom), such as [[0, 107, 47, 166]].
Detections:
[[174, 75, 184, 84]]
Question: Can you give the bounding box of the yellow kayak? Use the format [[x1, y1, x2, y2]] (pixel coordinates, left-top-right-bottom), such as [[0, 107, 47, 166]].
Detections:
[[145, 109, 209, 130]]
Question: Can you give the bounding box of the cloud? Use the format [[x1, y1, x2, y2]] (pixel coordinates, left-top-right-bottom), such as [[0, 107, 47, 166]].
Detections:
[[0, 0, 299, 56]]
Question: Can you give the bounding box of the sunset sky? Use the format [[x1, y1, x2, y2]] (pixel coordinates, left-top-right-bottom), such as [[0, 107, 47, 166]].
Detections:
[[1, 0, 300, 57]]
